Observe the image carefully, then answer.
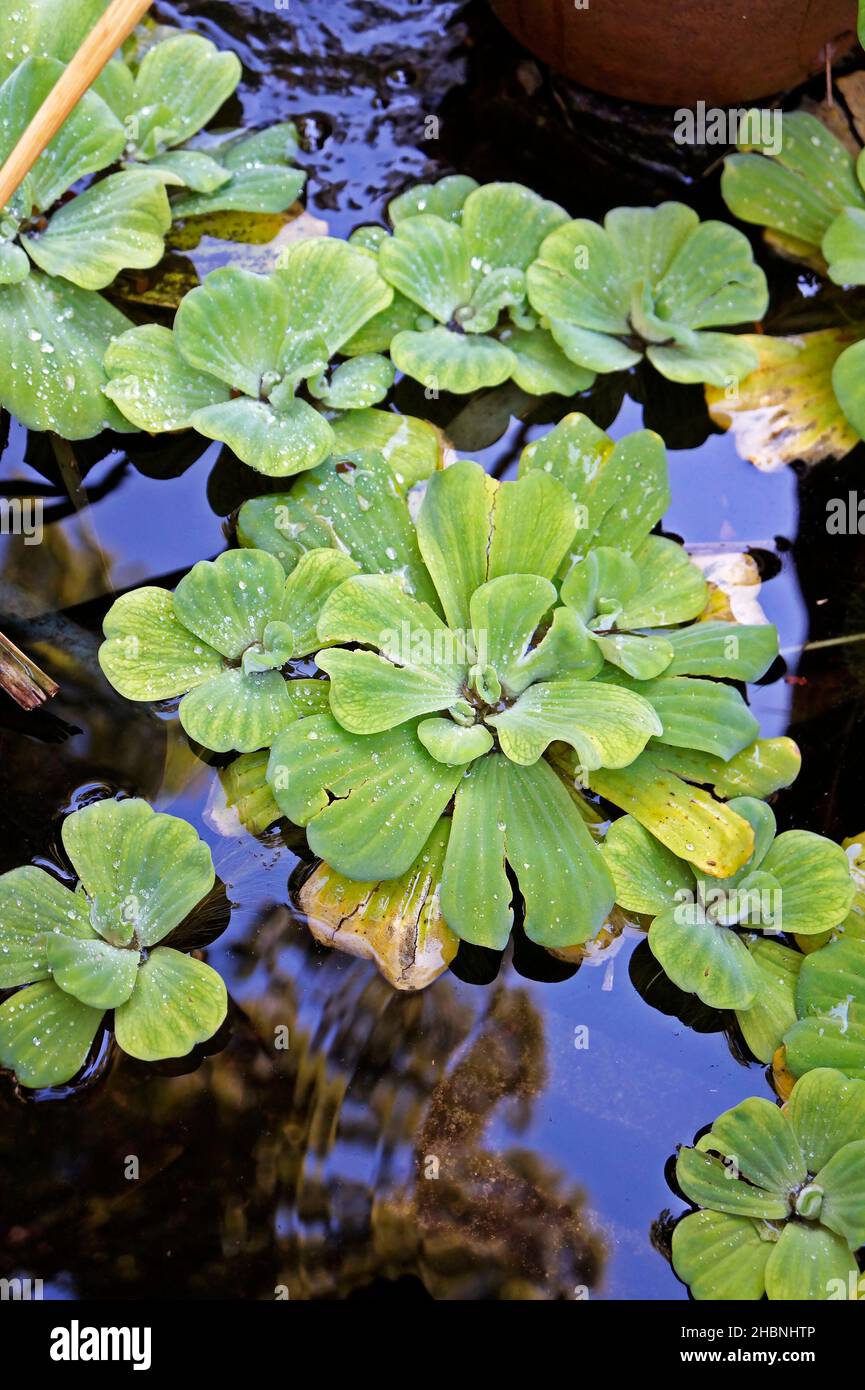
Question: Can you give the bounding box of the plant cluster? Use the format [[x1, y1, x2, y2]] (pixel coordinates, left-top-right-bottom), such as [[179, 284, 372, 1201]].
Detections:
[[0, 2, 305, 437]]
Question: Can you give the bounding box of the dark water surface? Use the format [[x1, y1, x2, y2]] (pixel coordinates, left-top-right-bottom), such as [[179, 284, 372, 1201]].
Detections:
[[1, 0, 864, 1300]]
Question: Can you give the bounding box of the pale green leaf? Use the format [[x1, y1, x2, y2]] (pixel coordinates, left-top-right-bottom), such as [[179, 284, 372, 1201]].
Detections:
[[23, 169, 170, 290], [114, 947, 227, 1061], [103, 323, 230, 432], [488, 676, 662, 768], [0, 865, 88, 987], [672, 1210, 771, 1301], [0, 979, 103, 1088], [100, 585, 224, 700]]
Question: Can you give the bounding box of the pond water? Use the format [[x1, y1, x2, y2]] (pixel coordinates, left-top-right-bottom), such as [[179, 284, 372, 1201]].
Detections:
[[2, 0, 865, 1301]]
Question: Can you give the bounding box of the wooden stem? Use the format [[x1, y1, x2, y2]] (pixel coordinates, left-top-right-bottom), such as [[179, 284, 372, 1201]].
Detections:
[[0, 0, 153, 212], [0, 631, 58, 710]]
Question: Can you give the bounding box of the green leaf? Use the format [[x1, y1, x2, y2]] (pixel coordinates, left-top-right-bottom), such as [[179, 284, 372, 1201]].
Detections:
[[282, 547, 359, 654], [0, 273, 133, 438], [267, 714, 462, 879], [593, 632, 673, 680], [589, 747, 755, 877], [0, 56, 125, 209], [114, 947, 227, 1062], [832, 337, 865, 440], [672, 1210, 771, 1301], [560, 545, 638, 621], [0, 865, 88, 987], [142, 148, 231, 192], [814, 1140, 865, 1249], [173, 265, 291, 396], [763, 1221, 857, 1301], [649, 906, 761, 1009], [661, 620, 778, 679], [519, 418, 671, 562], [171, 165, 305, 218], [317, 572, 460, 675], [652, 218, 768, 329], [676, 1146, 791, 1219], [173, 548, 288, 660], [616, 675, 759, 761], [0, 0, 108, 85], [616, 536, 708, 627], [735, 937, 801, 1064], [46, 931, 139, 1010], [238, 453, 439, 606], [795, 937, 865, 1017], [299, 817, 458, 991], [652, 737, 802, 800], [100, 585, 224, 700], [22, 169, 170, 290], [390, 325, 514, 393], [468, 574, 556, 693], [103, 323, 230, 432], [131, 33, 241, 154], [388, 174, 479, 224], [605, 203, 698, 287], [786, 1068, 865, 1174], [308, 353, 394, 409], [461, 181, 568, 270], [416, 718, 493, 765], [487, 469, 577, 582], [498, 323, 594, 395], [0, 979, 103, 1088], [416, 460, 496, 630], [61, 798, 214, 949], [378, 213, 472, 324], [488, 677, 662, 768], [179, 666, 295, 754], [527, 218, 631, 335], [439, 753, 615, 949], [823, 207, 865, 286], [274, 237, 393, 354], [602, 814, 695, 915], [697, 1095, 806, 1193], [317, 647, 463, 734], [0, 240, 29, 284], [647, 330, 760, 388], [191, 395, 335, 478], [760, 830, 855, 936]]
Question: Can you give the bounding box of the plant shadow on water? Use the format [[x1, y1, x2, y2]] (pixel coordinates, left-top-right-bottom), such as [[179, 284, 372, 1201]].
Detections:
[[1, 0, 864, 1300]]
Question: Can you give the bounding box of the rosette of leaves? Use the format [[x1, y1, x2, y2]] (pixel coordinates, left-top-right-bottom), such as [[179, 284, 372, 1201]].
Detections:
[[0, 52, 171, 436], [671, 1068, 865, 1300], [98, 546, 359, 754], [102, 240, 397, 476], [736, 935, 865, 1077], [525, 201, 768, 386], [0, 798, 225, 1089], [104, 29, 306, 216], [603, 799, 854, 1009], [253, 414, 782, 953], [347, 176, 595, 395]]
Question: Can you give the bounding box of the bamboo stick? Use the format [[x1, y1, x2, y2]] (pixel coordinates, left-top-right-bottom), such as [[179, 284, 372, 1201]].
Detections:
[[0, 0, 153, 213]]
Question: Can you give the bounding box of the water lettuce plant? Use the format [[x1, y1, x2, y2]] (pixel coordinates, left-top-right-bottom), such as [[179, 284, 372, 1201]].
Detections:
[[98, 547, 359, 753], [102, 241, 397, 475], [0, 10, 306, 439], [350, 176, 595, 395], [672, 1068, 865, 1300], [245, 414, 784, 952], [603, 799, 854, 1009], [0, 798, 225, 1088], [525, 202, 768, 386]]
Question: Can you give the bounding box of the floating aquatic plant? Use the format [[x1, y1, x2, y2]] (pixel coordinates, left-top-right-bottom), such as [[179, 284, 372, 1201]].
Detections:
[[672, 1068, 865, 1300], [603, 799, 853, 1009], [98, 547, 358, 753], [102, 240, 397, 475], [525, 201, 768, 385], [350, 175, 595, 395], [0, 8, 306, 438], [0, 798, 225, 1088], [244, 414, 784, 953]]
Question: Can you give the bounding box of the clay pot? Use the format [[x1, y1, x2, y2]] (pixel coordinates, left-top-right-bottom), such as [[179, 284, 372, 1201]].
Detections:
[[489, 0, 858, 106]]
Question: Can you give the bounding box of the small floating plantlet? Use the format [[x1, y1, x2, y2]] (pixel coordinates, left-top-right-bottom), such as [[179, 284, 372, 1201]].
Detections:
[[603, 799, 854, 1009], [0, 798, 225, 1089], [350, 175, 595, 395], [525, 200, 768, 386], [671, 1068, 865, 1300], [102, 240, 397, 475]]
